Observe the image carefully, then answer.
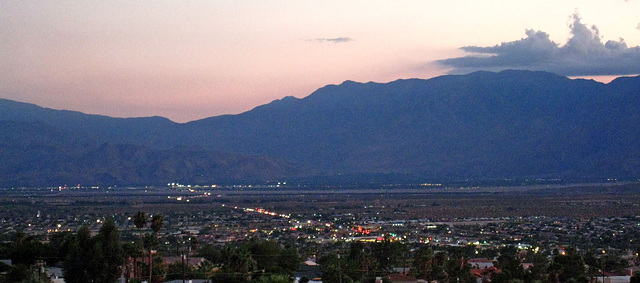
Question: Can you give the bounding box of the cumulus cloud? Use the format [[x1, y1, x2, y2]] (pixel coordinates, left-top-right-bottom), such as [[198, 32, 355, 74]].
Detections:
[[438, 13, 640, 76], [310, 37, 353, 43]]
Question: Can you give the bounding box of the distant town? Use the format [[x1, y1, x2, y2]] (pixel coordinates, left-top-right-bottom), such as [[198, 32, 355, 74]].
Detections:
[[1, 182, 640, 283]]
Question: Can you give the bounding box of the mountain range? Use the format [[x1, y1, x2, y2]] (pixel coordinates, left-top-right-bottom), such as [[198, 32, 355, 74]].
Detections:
[[1, 70, 639, 187]]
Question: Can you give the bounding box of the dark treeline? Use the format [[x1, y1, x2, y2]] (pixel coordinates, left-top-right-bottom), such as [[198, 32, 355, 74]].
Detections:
[[0, 213, 300, 283], [0, 218, 122, 283], [312, 239, 639, 283], [2, 217, 640, 283]]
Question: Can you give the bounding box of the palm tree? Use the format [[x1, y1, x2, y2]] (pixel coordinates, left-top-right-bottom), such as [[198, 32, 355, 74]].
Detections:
[[134, 211, 147, 235], [122, 242, 141, 283], [151, 214, 163, 234], [149, 214, 163, 282], [547, 261, 561, 283], [133, 211, 146, 279]]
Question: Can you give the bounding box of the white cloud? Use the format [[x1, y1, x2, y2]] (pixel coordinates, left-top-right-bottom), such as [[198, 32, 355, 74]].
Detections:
[[438, 13, 640, 76], [309, 37, 354, 43]]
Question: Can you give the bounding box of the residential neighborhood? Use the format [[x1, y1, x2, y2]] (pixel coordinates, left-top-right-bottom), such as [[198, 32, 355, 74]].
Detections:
[[2, 184, 640, 282]]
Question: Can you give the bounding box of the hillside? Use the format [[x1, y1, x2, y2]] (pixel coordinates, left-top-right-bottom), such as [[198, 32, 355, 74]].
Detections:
[[180, 70, 640, 179], [0, 120, 301, 186], [2, 70, 640, 186]]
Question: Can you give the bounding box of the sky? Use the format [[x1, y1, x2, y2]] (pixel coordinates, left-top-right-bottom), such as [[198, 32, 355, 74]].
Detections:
[[2, 1, 640, 123]]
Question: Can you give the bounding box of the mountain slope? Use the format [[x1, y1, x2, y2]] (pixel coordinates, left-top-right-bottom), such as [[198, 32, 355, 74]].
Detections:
[[181, 70, 640, 179], [0, 98, 178, 147], [0, 120, 301, 186], [2, 70, 640, 185]]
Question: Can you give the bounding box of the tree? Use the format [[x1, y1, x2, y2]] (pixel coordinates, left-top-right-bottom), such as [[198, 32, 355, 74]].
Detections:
[[583, 250, 600, 282], [371, 237, 404, 273], [346, 241, 376, 280], [318, 253, 353, 283], [133, 211, 146, 278], [524, 252, 548, 283], [189, 237, 199, 254], [149, 214, 163, 282], [211, 266, 249, 283], [94, 218, 123, 283], [249, 240, 281, 271], [494, 245, 525, 281], [9, 232, 47, 266], [194, 259, 216, 280], [602, 253, 629, 273], [198, 243, 221, 264], [166, 261, 191, 281], [430, 251, 447, 282], [63, 219, 123, 283], [444, 251, 475, 283], [48, 231, 74, 266], [122, 242, 142, 283], [547, 261, 561, 283], [552, 247, 588, 283], [134, 211, 147, 232], [229, 248, 257, 275], [150, 214, 164, 234], [63, 225, 94, 283], [252, 274, 292, 283], [411, 245, 433, 280], [212, 247, 255, 283], [5, 264, 51, 283], [142, 233, 159, 282], [278, 244, 301, 274]]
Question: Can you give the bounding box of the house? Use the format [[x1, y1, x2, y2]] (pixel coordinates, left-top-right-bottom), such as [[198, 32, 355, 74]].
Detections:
[[46, 267, 65, 283], [468, 258, 494, 269], [295, 259, 321, 282], [471, 266, 501, 283], [164, 256, 205, 267], [387, 272, 418, 283], [595, 276, 631, 283], [163, 280, 210, 283]]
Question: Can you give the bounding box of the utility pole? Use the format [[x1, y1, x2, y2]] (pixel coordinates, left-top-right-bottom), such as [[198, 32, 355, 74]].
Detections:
[[149, 249, 156, 283], [182, 250, 186, 283], [338, 253, 342, 283]]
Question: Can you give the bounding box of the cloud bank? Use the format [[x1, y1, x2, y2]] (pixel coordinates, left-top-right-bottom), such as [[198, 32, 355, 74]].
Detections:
[[438, 13, 640, 76]]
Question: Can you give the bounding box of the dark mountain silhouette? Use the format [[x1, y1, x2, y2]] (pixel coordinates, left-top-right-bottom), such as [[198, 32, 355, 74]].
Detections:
[[1, 70, 639, 186], [0, 120, 300, 186], [0, 98, 177, 147]]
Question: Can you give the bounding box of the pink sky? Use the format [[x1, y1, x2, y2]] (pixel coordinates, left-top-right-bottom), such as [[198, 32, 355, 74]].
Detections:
[[1, 1, 639, 122]]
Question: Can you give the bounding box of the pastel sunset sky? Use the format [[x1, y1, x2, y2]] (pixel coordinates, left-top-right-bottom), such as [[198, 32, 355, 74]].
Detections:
[[2, 1, 640, 122]]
